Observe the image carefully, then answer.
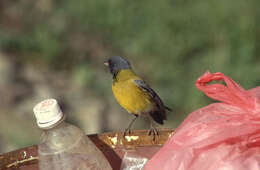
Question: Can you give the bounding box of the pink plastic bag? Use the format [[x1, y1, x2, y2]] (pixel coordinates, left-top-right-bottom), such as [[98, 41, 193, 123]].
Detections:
[[145, 71, 260, 170]]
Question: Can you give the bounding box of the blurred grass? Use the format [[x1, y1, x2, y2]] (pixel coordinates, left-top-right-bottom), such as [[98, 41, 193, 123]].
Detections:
[[0, 0, 260, 153]]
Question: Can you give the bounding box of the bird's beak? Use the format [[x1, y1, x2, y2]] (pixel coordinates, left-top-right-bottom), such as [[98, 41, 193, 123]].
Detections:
[[104, 61, 109, 66]]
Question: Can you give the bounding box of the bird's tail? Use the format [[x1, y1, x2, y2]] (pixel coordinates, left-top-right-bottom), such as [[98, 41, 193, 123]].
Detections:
[[150, 111, 165, 125], [149, 106, 171, 125]]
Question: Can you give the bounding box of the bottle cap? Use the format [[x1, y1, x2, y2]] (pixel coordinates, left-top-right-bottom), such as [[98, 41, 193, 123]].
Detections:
[[33, 99, 64, 129]]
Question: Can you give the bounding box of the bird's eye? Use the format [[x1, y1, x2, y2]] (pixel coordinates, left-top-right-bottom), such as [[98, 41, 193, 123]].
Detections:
[[104, 60, 110, 66]]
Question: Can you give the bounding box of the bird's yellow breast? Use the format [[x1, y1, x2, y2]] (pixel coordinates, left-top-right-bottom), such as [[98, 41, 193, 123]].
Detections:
[[112, 70, 154, 115]]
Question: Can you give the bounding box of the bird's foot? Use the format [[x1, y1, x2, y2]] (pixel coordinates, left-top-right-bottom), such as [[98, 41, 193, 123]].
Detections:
[[123, 115, 138, 138], [123, 128, 132, 137], [148, 127, 159, 141]]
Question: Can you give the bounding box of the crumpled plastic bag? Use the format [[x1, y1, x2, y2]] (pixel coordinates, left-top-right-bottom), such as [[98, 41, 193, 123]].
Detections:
[[145, 71, 260, 170]]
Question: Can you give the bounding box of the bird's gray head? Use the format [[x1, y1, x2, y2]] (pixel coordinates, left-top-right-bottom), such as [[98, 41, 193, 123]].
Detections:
[[104, 56, 132, 79]]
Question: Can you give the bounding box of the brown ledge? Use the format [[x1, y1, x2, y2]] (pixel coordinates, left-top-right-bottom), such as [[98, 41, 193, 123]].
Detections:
[[0, 128, 174, 170]]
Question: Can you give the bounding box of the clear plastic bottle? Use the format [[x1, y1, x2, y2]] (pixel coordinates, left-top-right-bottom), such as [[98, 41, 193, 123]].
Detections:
[[33, 99, 112, 170]]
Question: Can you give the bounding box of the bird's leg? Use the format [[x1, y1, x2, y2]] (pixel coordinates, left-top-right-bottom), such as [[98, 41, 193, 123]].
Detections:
[[148, 117, 159, 141], [123, 115, 138, 137]]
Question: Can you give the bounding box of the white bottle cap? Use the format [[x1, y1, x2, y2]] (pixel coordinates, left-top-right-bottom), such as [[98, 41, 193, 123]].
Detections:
[[33, 99, 64, 129]]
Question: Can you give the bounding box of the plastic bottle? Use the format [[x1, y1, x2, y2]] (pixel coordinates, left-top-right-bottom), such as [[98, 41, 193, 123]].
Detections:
[[33, 98, 112, 170]]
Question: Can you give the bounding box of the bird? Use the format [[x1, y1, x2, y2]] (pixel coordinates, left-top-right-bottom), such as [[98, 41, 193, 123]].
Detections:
[[104, 56, 172, 140]]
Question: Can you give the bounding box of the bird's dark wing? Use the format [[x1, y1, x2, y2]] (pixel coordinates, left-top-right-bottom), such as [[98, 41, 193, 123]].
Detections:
[[133, 79, 171, 124]]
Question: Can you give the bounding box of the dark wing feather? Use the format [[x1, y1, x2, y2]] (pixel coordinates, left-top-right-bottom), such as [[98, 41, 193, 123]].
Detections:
[[134, 79, 171, 124]]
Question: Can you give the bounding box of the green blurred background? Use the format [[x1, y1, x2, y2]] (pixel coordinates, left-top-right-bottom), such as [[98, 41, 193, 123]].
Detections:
[[0, 0, 260, 153]]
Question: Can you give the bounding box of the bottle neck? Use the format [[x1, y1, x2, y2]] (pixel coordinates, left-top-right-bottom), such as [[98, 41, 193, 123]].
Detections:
[[42, 119, 67, 132], [50, 121, 67, 130], [39, 120, 84, 151]]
